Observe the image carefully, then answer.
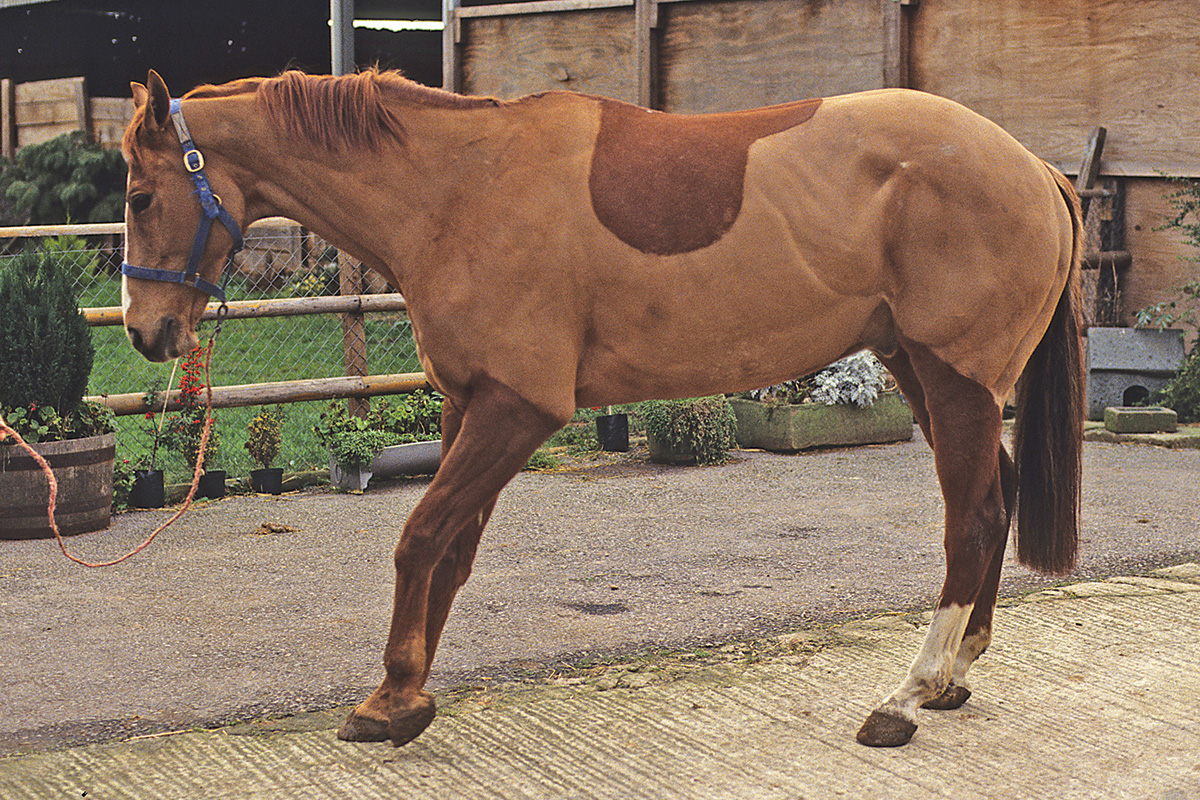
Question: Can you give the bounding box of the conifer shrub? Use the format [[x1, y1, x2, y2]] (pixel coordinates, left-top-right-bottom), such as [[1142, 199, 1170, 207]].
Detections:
[[0, 248, 94, 417]]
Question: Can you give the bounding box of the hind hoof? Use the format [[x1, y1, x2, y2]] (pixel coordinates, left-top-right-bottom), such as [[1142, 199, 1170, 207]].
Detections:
[[922, 684, 972, 710], [338, 691, 437, 746], [856, 710, 918, 747]]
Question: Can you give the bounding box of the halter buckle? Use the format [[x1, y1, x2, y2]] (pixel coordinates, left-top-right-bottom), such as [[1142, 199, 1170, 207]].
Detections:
[[183, 148, 205, 173]]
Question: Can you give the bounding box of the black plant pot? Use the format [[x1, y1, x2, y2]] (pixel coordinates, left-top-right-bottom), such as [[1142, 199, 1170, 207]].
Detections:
[[130, 469, 165, 509], [250, 467, 284, 495], [198, 470, 226, 499], [596, 413, 630, 452]]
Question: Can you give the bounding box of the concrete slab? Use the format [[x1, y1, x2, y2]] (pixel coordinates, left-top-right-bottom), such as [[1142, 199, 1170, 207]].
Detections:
[[2, 565, 1198, 800]]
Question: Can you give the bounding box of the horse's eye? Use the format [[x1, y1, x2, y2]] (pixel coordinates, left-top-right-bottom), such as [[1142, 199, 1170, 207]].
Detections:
[[129, 193, 153, 214]]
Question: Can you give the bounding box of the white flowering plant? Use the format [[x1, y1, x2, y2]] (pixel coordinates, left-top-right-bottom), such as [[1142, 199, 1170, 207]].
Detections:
[[744, 351, 892, 408]]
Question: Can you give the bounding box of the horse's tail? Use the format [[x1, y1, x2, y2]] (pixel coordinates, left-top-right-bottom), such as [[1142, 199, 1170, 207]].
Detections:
[[1012, 164, 1085, 575]]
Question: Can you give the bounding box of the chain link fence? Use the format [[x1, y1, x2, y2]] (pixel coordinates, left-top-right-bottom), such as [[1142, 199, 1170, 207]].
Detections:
[[3, 222, 421, 482]]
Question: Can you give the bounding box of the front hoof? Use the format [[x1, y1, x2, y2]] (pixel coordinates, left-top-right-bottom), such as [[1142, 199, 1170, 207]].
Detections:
[[337, 691, 437, 746], [387, 692, 437, 747], [921, 684, 972, 711], [856, 710, 918, 747], [338, 710, 390, 742]]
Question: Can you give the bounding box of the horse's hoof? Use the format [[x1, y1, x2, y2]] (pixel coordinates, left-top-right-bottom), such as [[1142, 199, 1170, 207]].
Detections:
[[921, 684, 972, 710], [337, 710, 390, 742], [387, 692, 437, 747], [337, 691, 437, 746], [856, 710, 918, 747]]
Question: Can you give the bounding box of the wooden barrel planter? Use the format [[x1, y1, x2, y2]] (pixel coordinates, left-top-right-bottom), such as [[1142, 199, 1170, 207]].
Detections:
[[0, 432, 115, 539]]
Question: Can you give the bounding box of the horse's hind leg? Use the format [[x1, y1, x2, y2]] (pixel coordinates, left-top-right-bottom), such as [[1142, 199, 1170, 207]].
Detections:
[[922, 446, 1015, 711], [857, 345, 1012, 747], [338, 379, 564, 745]]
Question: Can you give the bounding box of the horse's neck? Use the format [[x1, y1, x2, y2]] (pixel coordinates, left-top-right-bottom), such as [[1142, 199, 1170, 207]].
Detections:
[[208, 99, 510, 281]]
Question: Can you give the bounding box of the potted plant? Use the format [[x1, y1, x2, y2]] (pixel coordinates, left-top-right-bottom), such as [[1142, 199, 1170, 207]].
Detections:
[[0, 246, 117, 538], [641, 395, 738, 466], [729, 352, 913, 451], [246, 405, 286, 494], [315, 390, 443, 491], [157, 343, 223, 499]]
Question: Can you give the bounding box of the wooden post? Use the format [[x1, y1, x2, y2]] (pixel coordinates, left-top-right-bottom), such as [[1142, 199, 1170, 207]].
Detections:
[[443, 0, 461, 92], [882, 0, 916, 89], [635, 0, 660, 109], [1, 78, 15, 159], [338, 253, 370, 417]]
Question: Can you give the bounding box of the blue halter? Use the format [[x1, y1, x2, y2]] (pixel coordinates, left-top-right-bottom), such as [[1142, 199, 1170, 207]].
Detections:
[[121, 98, 244, 302]]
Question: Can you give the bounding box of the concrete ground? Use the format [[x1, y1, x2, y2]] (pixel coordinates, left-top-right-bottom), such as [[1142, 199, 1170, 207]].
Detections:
[[1, 565, 1197, 799], [1, 431, 1198, 797]]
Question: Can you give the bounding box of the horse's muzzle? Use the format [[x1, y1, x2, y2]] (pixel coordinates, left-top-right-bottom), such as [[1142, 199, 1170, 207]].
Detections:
[[126, 316, 191, 362]]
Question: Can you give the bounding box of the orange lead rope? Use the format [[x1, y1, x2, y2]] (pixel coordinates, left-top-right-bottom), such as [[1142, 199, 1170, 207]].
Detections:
[[0, 304, 227, 567]]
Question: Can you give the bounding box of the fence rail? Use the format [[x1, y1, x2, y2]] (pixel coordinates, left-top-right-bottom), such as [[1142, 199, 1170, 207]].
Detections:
[[87, 372, 430, 416], [3, 218, 426, 476]]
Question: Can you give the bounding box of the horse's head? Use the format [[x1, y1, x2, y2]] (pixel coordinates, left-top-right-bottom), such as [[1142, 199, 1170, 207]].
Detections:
[[121, 70, 244, 361]]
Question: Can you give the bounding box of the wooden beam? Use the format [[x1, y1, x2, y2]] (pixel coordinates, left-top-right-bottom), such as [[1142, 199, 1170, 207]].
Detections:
[[1075, 126, 1107, 193], [86, 372, 431, 416], [882, 0, 916, 89], [2, 78, 15, 159], [455, 0, 632, 18], [635, 0, 660, 108], [83, 293, 408, 327]]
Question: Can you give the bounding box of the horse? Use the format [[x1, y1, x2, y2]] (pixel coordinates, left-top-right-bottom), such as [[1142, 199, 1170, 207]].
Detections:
[[119, 68, 1083, 749]]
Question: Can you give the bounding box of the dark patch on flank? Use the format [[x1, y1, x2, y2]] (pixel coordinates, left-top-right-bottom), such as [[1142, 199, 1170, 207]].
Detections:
[[588, 97, 822, 255]]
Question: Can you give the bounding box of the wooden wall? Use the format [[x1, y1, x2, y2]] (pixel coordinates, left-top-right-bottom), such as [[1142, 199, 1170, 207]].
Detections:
[[0, 77, 134, 158], [448, 0, 1199, 323], [912, 0, 1200, 178]]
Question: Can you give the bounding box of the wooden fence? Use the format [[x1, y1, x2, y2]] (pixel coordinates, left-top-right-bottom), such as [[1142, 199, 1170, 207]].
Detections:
[[1, 218, 430, 418]]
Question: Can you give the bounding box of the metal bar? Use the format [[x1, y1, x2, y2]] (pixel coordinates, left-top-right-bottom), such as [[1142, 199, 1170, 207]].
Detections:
[[86, 372, 431, 416], [331, 0, 356, 76], [83, 293, 408, 327]]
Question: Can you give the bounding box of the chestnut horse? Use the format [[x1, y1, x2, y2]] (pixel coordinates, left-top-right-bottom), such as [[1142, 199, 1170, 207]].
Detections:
[[120, 69, 1082, 749]]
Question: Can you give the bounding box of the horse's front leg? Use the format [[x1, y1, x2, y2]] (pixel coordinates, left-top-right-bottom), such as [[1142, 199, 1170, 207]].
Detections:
[[338, 379, 564, 745]]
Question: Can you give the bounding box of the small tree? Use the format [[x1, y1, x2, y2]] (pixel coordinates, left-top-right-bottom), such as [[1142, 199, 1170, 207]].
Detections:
[[0, 248, 94, 417], [246, 405, 286, 469]]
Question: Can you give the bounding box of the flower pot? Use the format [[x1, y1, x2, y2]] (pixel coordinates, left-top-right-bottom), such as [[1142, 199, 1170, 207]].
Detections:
[[0, 432, 115, 539], [329, 440, 441, 492], [130, 469, 165, 509], [596, 413, 630, 452], [197, 469, 226, 499], [729, 392, 914, 452], [329, 457, 373, 492], [250, 467, 284, 495]]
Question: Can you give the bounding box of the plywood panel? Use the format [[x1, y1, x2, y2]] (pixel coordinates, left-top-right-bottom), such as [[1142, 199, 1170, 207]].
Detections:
[[659, 0, 884, 113], [461, 8, 637, 101], [912, 0, 1200, 176], [89, 97, 136, 149], [1121, 178, 1199, 329], [14, 76, 87, 148]]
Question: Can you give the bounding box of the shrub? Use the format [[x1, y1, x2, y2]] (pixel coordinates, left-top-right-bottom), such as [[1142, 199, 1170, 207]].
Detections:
[[0, 247, 94, 417], [246, 405, 286, 469], [641, 395, 737, 466], [0, 131, 127, 224], [314, 390, 444, 467]]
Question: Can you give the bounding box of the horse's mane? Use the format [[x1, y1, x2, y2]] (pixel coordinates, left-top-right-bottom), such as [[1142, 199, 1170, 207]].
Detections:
[[184, 68, 498, 152]]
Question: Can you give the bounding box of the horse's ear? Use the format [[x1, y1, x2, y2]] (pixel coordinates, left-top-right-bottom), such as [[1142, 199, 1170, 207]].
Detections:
[[131, 82, 148, 110], [144, 70, 171, 130]]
